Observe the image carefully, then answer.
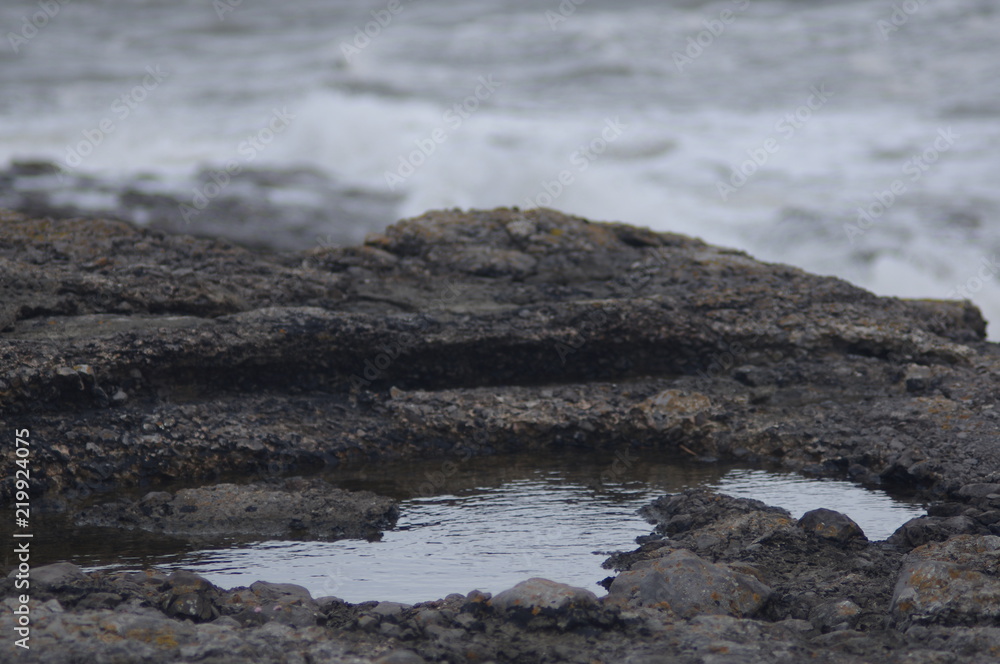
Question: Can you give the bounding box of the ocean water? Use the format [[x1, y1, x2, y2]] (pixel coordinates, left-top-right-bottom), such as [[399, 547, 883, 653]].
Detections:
[[2, 0, 998, 336]]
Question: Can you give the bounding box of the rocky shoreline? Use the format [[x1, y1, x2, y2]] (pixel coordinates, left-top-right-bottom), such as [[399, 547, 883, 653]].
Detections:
[[3, 207, 1000, 662], [5, 493, 1000, 663]]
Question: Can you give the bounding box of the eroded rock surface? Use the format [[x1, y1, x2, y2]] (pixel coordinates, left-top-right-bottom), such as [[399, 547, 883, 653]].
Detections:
[[3, 208, 1000, 662], [73, 477, 398, 540], [890, 535, 1000, 629], [606, 548, 772, 618], [1, 208, 998, 510]]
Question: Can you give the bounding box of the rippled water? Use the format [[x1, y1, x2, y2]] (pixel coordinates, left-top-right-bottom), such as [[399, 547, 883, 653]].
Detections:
[[64, 453, 926, 604]]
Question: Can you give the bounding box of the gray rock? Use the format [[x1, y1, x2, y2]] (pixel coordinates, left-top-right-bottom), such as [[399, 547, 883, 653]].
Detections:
[[606, 549, 772, 618], [162, 571, 220, 622], [75, 591, 122, 610], [371, 601, 411, 623], [797, 508, 866, 542], [890, 535, 1000, 629], [634, 491, 796, 559], [356, 614, 379, 631], [489, 578, 598, 614], [887, 515, 980, 551], [958, 483, 1000, 499], [1, 208, 994, 513], [808, 599, 861, 633], [224, 580, 322, 628], [212, 615, 241, 628], [249, 580, 313, 603], [27, 562, 86, 588], [74, 478, 398, 540]]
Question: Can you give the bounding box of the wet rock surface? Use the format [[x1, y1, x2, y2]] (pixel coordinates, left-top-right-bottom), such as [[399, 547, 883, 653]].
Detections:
[[3, 207, 1000, 661], [73, 477, 398, 540]]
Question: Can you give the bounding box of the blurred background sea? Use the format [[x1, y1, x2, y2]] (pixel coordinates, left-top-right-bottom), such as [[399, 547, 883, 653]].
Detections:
[[2, 0, 998, 337]]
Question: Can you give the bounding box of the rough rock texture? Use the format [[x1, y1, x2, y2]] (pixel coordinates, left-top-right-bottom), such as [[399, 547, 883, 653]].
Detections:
[[2, 208, 999, 510], [488, 578, 598, 614], [609, 490, 902, 629], [4, 207, 1000, 662], [604, 490, 1000, 658], [890, 535, 1000, 629], [74, 477, 398, 540], [488, 578, 600, 630], [606, 548, 772, 618], [797, 508, 867, 543]]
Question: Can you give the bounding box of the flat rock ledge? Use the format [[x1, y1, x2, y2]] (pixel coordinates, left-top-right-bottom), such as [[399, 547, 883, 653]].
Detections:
[[74, 477, 399, 540]]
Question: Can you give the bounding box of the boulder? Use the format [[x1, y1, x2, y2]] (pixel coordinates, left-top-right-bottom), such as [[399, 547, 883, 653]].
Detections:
[[162, 571, 221, 622], [797, 508, 866, 543], [489, 578, 598, 614], [808, 599, 862, 633], [606, 549, 772, 618], [26, 562, 87, 588], [886, 515, 980, 551], [890, 535, 1000, 629]]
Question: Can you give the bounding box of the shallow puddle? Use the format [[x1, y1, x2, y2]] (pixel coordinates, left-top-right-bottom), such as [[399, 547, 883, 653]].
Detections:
[[66, 451, 927, 604]]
